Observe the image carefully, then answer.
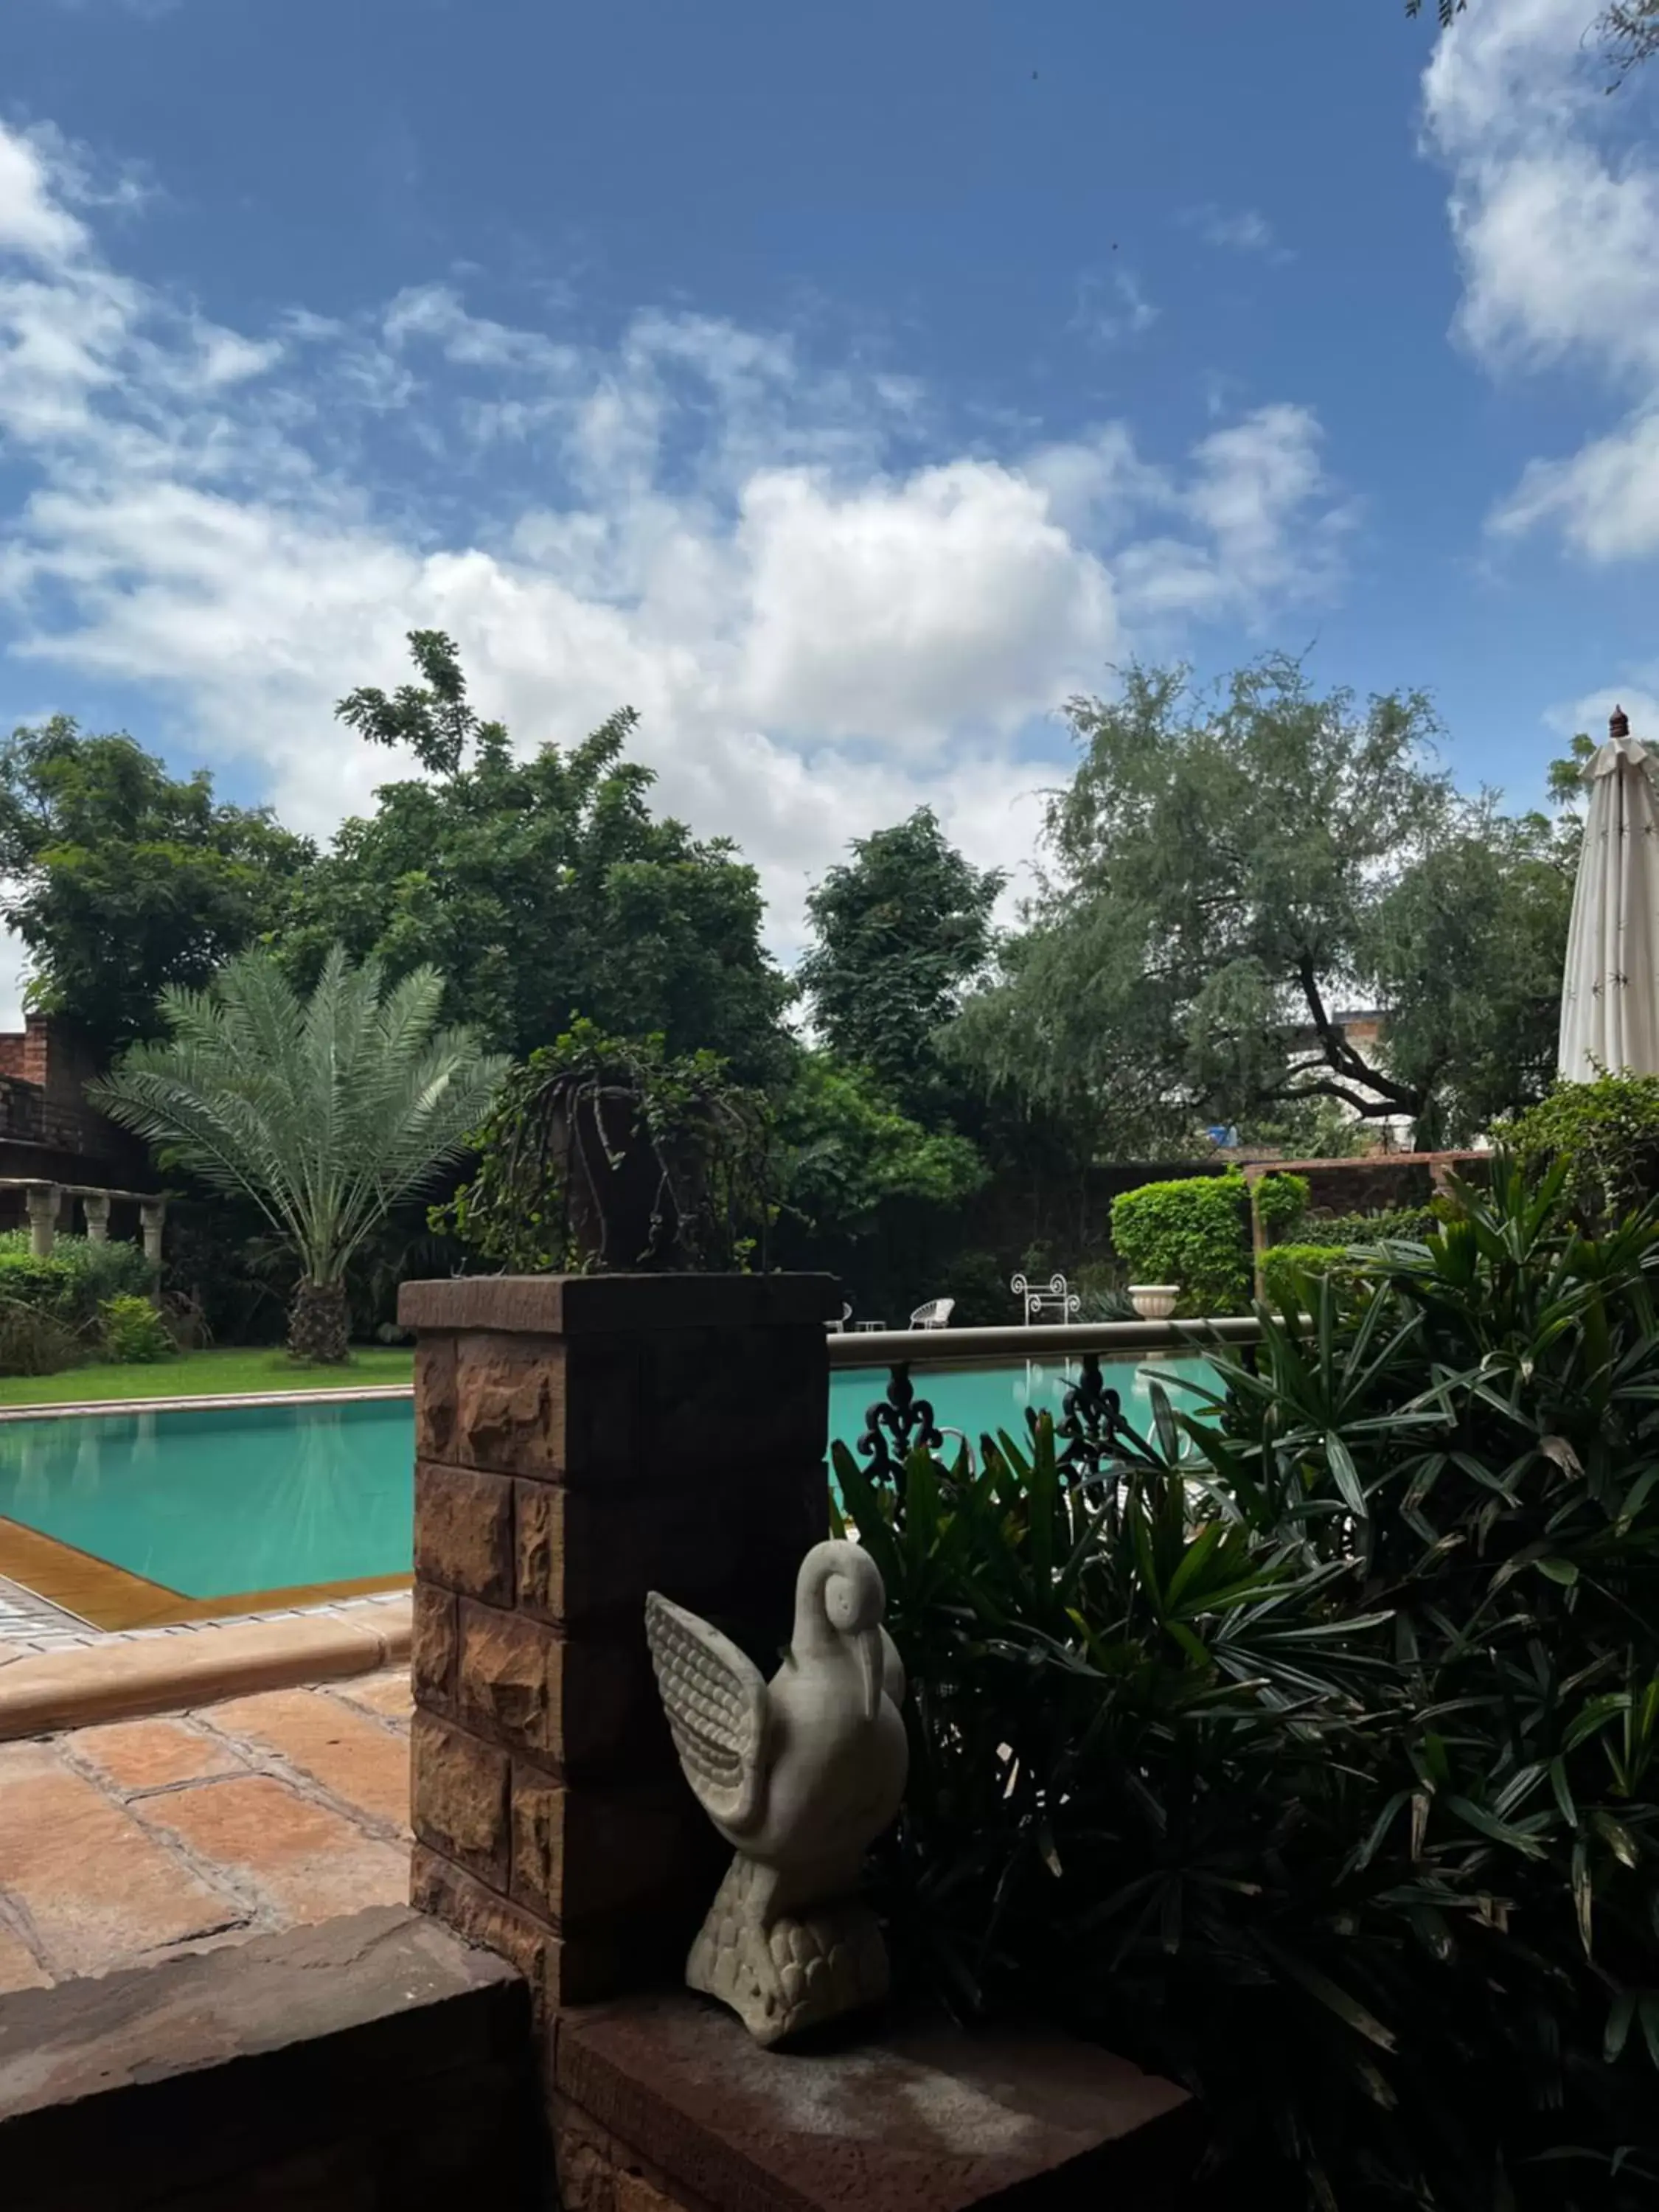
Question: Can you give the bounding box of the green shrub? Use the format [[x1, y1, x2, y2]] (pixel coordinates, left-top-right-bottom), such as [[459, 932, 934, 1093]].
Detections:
[[846, 1161, 1659, 2203], [1506, 1072, 1659, 1225], [1301, 1203, 1443, 1247], [98, 1293, 175, 1364], [0, 1232, 155, 1332], [1253, 1170, 1309, 1238], [0, 1295, 82, 1377], [1259, 1240, 1358, 1310], [1110, 1170, 1306, 1315]]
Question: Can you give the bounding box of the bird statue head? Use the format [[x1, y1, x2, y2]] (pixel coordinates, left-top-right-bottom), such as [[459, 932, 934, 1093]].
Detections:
[[801, 1540, 888, 1721]]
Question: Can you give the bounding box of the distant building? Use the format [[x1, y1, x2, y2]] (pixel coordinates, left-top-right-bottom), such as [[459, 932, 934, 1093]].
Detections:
[[0, 1015, 156, 1226]]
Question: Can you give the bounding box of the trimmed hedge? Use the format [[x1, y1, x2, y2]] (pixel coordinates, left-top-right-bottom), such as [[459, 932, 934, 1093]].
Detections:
[[1110, 1170, 1307, 1317], [1306, 1204, 1443, 1247]]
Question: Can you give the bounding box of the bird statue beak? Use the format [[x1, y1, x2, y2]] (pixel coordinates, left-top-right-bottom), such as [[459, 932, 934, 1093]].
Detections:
[[855, 1627, 882, 1722]]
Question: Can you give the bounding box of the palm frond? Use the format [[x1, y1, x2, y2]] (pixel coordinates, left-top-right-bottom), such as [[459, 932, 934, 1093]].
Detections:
[[91, 943, 508, 1285]]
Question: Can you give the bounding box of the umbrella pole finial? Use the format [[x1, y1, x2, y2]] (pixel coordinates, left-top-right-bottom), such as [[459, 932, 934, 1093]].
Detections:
[[1611, 703, 1630, 740]]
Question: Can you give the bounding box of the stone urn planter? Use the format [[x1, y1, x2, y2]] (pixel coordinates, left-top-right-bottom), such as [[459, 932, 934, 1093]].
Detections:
[[1128, 1284, 1179, 1320]]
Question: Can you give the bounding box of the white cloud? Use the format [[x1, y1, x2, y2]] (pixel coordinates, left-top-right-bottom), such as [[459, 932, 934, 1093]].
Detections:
[[1180, 206, 1290, 261], [0, 116, 1349, 1012], [1071, 267, 1159, 349], [1424, 0, 1659, 557]]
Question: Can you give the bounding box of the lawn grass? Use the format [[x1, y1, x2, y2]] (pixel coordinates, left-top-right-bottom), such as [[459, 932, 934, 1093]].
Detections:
[[0, 1343, 415, 1408]]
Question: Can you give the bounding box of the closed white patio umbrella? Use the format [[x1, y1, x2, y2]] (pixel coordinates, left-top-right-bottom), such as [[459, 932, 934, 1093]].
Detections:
[[1559, 706, 1659, 1082]]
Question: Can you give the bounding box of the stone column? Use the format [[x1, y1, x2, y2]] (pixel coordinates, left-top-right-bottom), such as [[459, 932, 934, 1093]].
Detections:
[[80, 1192, 111, 1245], [24, 1183, 58, 1259], [399, 1271, 838, 2020], [139, 1198, 166, 1302]]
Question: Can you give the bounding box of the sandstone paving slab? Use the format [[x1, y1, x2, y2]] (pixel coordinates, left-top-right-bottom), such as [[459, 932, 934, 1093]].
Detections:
[[336, 1668, 414, 1723], [0, 1740, 246, 1980], [135, 1773, 409, 1927], [0, 1923, 48, 1992], [201, 1686, 412, 1835], [66, 1714, 251, 1795]]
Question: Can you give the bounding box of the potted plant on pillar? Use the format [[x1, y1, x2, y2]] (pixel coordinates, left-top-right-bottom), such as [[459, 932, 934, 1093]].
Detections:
[[436, 1020, 773, 1273]]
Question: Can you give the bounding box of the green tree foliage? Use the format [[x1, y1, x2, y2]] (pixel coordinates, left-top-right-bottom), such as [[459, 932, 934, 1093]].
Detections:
[[92, 945, 507, 1363], [284, 632, 788, 1077], [0, 717, 314, 1061], [775, 1051, 988, 1234], [1406, 0, 1656, 81], [948, 659, 1575, 1154], [796, 808, 1004, 1121]]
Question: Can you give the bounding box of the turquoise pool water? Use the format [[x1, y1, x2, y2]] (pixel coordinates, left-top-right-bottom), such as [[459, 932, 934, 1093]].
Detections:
[[0, 1352, 1217, 1604]]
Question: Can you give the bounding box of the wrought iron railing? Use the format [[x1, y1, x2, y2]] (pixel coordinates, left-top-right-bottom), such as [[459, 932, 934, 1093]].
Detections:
[[828, 1315, 1263, 1492]]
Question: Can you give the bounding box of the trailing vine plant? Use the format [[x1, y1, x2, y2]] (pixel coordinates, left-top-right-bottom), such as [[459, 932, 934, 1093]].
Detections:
[[434, 1020, 773, 1273]]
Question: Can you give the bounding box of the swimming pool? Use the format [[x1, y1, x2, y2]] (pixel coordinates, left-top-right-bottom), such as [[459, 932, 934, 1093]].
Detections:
[[0, 1352, 1217, 1629]]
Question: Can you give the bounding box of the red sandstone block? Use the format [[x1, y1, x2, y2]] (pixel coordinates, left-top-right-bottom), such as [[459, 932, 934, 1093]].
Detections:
[[414, 1461, 512, 1603], [508, 1770, 706, 1930], [457, 1601, 658, 1774], [414, 1332, 458, 1461], [410, 1711, 509, 1888], [412, 1582, 459, 1710], [453, 1331, 564, 1476], [399, 1273, 841, 1338], [411, 1845, 633, 2014]]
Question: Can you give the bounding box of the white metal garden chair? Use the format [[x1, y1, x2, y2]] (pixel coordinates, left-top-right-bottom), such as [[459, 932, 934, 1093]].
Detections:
[[908, 1298, 955, 1331]]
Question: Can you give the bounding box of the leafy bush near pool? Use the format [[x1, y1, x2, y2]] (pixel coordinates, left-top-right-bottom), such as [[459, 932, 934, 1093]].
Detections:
[[98, 1293, 175, 1364], [1505, 1071, 1659, 1228], [851, 1160, 1659, 2205], [0, 1295, 82, 1376], [1110, 1169, 1307, 1315], [1259, 1239, 1360, 1311], [1306, 1203, 1446, 1246], [0, 1231, 154, 1333]]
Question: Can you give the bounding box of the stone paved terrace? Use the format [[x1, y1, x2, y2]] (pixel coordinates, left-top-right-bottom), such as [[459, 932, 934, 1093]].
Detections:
[[0, 1669, 412, 1990]]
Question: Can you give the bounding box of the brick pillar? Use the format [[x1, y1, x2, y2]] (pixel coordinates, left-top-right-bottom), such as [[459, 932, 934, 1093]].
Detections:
[[398, 1272, 838, 2019], [80, 1193, 111, 1244]]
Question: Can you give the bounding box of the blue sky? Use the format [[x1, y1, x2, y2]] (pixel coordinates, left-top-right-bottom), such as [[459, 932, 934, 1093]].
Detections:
[[0, 0, 1655, 1016]]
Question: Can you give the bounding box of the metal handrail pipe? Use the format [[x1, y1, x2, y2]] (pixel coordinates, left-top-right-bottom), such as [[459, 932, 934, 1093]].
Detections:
[[825, 1316, 1263, 1367]]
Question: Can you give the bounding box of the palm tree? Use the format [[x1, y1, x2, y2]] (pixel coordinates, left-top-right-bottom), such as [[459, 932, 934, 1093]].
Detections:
[[91, 945, 509, 1364]]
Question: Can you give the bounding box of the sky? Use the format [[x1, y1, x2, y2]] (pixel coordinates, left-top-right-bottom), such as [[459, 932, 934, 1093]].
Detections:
[[0, 0, 1655, 1024]]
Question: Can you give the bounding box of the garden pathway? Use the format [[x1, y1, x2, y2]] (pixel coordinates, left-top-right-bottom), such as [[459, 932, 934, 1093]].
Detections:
[[0, 1669, 412, 1989]]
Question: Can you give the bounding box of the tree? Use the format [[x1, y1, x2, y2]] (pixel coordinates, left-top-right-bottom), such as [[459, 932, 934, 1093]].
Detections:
[[948, 658, 1573, 1154], [0, 717, 314, 1062], [1405, 0, 1658, 81], [775, 1051, 988, 1235], [796, 809, 1004, 1121], [91, 945, 507, 1363], [283, 633, 789, 1079]]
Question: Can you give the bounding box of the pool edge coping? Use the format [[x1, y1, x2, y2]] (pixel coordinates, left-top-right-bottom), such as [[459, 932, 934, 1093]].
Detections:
[[0, 1384, 416, 1422], [0, 1590, 412, 1739]]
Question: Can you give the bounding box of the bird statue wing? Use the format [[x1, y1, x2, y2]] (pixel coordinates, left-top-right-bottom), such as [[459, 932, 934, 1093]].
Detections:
[[644, 1591, 771, 1834]]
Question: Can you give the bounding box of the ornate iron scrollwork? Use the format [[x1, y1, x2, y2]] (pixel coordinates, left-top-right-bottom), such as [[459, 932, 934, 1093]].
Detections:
[[1027, 1352, 1128, 1500], [859, 1361, 944, 1483]]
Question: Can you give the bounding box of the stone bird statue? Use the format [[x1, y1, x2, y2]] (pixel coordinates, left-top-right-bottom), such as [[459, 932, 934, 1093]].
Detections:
[[644, 1538, 908, 2047]]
